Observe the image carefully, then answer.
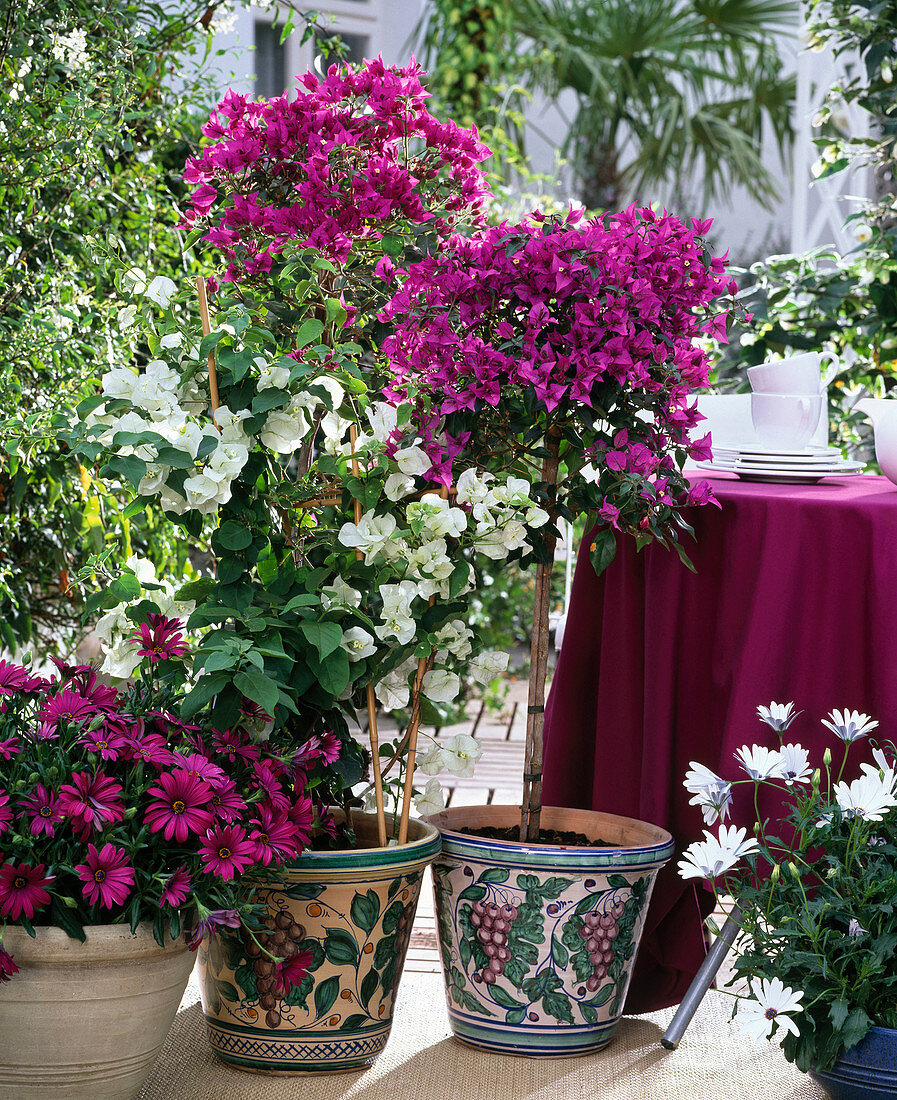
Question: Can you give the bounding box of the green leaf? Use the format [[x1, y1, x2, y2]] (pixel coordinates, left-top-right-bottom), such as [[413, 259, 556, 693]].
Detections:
[[216, 520, 252, 551], [294, 319, 324, 347], [154, 445, 196, 469], [180, 672, 230, 718], [341, 1013, 370, 1031], [251, 388, 289, 415], [323, 927, 360, 967], [829, 999, 850, 1030], [175, 577, 215, 602], [313, 974, 340, 1019], [585, 982, 615, 1008], [200, 330, 225, 359], [99, 455, 147, 489], [552, 938, 569, 968], [300, 621, 343, 661], [108, 573, 142, 602], [542, 991, 574, 1023], [350, 889, 381, 935], [233, 670, 279, 714], [308, 647, 350, 696], [589, 528, 617, 576]]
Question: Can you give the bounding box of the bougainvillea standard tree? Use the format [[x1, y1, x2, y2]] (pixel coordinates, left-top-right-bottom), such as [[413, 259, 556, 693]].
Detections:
[[381, 204, 737, 840]]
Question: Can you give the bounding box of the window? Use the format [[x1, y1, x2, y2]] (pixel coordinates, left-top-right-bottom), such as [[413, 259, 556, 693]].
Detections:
[[254, 21, 286, 98], [313, 29, 371, 69]]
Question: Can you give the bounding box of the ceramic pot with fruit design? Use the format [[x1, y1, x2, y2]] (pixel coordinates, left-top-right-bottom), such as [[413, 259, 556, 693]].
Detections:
[[426, 804, 673, 1057], [198, 813, 440, 1074]]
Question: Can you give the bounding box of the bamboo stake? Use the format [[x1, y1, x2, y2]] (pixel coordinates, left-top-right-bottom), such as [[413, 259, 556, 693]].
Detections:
[[195, 275, 220, 427], [349, 425, 388, 848], [520, 429, 562, 842], [397, 483, 450, 845]]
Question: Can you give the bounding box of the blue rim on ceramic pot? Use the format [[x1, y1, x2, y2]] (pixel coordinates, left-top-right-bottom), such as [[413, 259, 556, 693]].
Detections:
[[809, 1025, 897, 1100], [426, 804, 674, 1057]]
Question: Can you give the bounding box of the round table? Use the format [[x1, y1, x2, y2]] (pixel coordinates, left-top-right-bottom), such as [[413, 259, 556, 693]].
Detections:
[[542, 472, 897, 1014]]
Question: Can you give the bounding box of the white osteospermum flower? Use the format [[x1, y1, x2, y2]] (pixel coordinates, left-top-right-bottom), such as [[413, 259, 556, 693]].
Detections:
[[394, 445, 432, 476], [736, 978, 804, 1043], [821, 709, 879, 742], [414, 778, 446, 818], [756, 701, 800, 732], [321, 576, 361, 611], [467, 650, 509, 685], [734, 744, 785, 781], [421, 669, 461, 704], [439, 733, 482, 778], [678, 824, 760, 880], [340, 626, 376, 662], [684, 762, 733, 825], [834, 770, 897, 821], [779, 744, 813, 786], [144, 275, 178, 309], [338, 512, 400, 565]]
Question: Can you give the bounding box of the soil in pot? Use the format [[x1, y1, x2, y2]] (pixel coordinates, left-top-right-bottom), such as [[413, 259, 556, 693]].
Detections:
[[459, 825, 615, 847]]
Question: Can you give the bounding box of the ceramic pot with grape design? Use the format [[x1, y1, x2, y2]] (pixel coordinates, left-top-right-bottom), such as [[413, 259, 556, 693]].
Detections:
[[426, 804, 673, 1057]]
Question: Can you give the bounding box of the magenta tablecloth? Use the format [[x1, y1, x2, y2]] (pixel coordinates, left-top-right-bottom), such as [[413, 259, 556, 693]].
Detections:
[[542, 472, 897, 1014]]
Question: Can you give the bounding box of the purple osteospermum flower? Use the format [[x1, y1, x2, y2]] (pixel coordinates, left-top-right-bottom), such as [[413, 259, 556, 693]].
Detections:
[[129, 615, 189, 663], [0, 737, 20, 760], [127, 732, 176, 768], [57, 771, 125, 836], [185, 908, 241, 950], [37, 689, 99, 733], [198, 824, 257, 880], [249, 803, 303, 865], [0, 946, 18, 981], [208, 778, 246, 823], [177, 753, 227, 788], [144, 771, 214, 843], [159, 867, 192, 908], [0, 861, 53, 920], [19, 784, 63, 837], [212, 727, 259, 764], [0, 660, 29, 696], [76, 843, 135, 909], [0, 791, 11, 834], [78, 727, 128, 761]]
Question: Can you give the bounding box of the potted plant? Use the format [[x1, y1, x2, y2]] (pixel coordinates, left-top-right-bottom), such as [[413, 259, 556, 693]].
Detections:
[[678, 703, 897, 1099], [63, 56, 543, 1074], [0, 628, 317, 1098], [379, 204, 737, 1054]]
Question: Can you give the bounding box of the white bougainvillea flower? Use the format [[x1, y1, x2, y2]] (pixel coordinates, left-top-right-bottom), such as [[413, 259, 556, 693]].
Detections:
[[213, 406, 252, 445], [821, 709, 879, 742], [684, 762, 733, 825], [779, 744, 813, 786], [433, 619, 474, 661], [834, 769, 897, 821], [338, 512, 399, 564], [321, 576, 361, 611], [736, 978, 804, 1043], [678, 824, 760, 880], [415, 743, 446, 776], [467, 650, 509, 685], [366, 401, 398, 443], [847, 918, 868, 938], [734, 744, 785, 781], [439, 733, 482, 778], [375, 581, 418, 645], [414, 778, 446, 818], [144, 275, 178, 308], [159, 332, 182, 349], [394, 444, 432, 476], [259, 408, 309, 454], [373, 657, 416, 712], [384, 472, 415, 501], [255, 358, 291, 391], [756, 701, 800, 732], [421, 669, 461, 704], [407, 538, 453, 581], [339, 626, 376, 662], [454, 467, 493, 505]]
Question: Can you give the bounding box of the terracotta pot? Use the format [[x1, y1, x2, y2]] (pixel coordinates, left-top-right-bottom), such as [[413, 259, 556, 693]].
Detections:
[[198, 812, 441, 1074], [0, 922, 194, 1098], [426, 804, 673, 1057]]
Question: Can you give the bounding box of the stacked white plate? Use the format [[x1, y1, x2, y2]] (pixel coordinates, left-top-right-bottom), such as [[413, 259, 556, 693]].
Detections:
[[696, 444, 863, 484]]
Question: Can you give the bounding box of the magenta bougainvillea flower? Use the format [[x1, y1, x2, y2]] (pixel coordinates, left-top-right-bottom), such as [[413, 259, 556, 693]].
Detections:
[[159, 867, 192, 908], [198, 824, 257, 880], [0, 861, 53, 920], [76, 843, 136, 909], [0, 946, 18, 982], [19, 783, 63, 838], [273, 950, 314, 996], [129, 615, 190, 663], [181, 57, 490, 281], [57, 771, 125, 836], [144, 770, 215, 843]]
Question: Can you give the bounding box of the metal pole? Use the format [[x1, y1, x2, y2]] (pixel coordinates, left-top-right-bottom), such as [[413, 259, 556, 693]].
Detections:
[[660, 903, 743, 1050]]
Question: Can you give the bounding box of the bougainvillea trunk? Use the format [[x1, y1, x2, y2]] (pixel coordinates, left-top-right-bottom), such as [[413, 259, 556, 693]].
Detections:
[[520, 430, 561, 842]]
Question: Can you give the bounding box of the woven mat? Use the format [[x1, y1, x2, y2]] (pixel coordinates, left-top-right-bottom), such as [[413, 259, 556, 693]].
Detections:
[[138, 971, 827, 1100]]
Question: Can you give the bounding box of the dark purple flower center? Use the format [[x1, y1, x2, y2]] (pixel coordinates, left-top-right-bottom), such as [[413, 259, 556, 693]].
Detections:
[[764, 1008, 778, 1020], [172, 800, 186, 814], [218, 846, 231, 859], [39, 806, 52, 818], [13, 876, 25, 889], [94, 869, 106, 883], [258, 832, 269, 844]]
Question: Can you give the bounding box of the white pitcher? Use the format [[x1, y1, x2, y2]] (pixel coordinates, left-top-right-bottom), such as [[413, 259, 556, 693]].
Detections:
[[856, 398, 897, 485]]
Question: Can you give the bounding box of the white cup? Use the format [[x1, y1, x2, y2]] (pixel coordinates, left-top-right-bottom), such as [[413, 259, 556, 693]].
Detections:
[[751, 392, 824, 448], [747, 351, 838, 394]]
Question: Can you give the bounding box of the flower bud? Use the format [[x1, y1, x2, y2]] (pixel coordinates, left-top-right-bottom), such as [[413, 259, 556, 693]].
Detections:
[[87, 713, 106, 731], [770, 864, 780, 883], [811, 768, 821, 791], [123, 806, 138, 820], [788, 861, 801, 879], [823, 748, 832, 768], [60, 896, 78, 909]]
